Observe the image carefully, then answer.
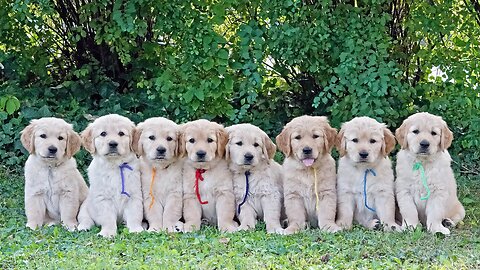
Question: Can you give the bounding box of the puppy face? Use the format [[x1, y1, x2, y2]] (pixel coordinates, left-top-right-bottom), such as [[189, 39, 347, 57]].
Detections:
[[336, 117, 396, 164], [276, 116, 337, 167], [226, 124, 276, 168], [395, 112, 453, 156], [21, 117, 81, 161], [179, 119, 228, 165], [133, 117, 179, 163], [81, 114, 136, 158]]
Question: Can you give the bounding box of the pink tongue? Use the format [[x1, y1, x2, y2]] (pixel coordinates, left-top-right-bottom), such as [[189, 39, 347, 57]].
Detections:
[[302, 158, 314, 167]]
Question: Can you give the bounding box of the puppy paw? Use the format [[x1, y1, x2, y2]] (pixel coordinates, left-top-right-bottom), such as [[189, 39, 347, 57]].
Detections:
[[369, 219, 382, 230], [147, 226, 161, 232], [26, 222, 41, 230], [320, 223, 342, 233], [183, 222, 200, 233], [77, 222, 93, 231], [98, 229, 116, 238], [442, 218, 454, 228], [267, 227, 285, 234], [336, 220, 352, 230], [283, 226, 300, 235], [429, 224, 450, 235], [383, 223, 402, 232], [62, 221, 78, 232], [220, 224, 239, 233], [128, 226, 144, 233]]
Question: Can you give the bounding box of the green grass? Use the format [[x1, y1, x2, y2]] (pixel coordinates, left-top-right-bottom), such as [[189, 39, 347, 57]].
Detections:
[[1, 168, 479, 269]]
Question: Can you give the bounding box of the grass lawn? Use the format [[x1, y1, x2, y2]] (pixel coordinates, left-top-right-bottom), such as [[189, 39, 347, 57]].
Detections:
[[1, 168, 479, 269]]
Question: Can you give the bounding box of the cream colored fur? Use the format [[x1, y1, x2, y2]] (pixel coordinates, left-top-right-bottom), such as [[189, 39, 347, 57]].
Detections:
[[395, 112, 464, 235], [276, 115, 340, 234], [77, 114, 143, 237], [225, 123, 284, 234], [21, 117, 88, 231]]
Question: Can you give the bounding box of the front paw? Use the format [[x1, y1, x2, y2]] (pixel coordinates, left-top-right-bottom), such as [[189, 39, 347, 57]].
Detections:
[[429, 224, 450, 235], [336, 219, 352, 230], [238, 224, 254, 231], [62, 221, 78, 232], [320, 223, 342, 233], [383, 222, 403, 232], [98, 229, 116, 238], [267, 227, 285, 234], [128, 226, 144, 233], [183, 222, 201, 233], [26, 222, 41, 230], [283, 226, 300, 235], [220, 224, 238, 233]]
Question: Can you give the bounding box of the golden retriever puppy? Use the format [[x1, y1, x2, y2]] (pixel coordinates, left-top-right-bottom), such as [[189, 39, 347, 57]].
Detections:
[[225, 124, 284, 234], [276, 115, 340, 234], [335, 117, 401, 231], [134, 117, 183, 232], [180, 119, 237, 233], [395, 112, 465, 234], [77, 114, 143, 237], [21, 118, 88, 231]]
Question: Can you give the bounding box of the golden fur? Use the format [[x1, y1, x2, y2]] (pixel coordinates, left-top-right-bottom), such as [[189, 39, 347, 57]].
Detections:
[[276, 115, 340, 234], [21, 117, 88, 231], [335, 117, 400, 231], [395, 112, 464, 234], [180, 119, 237, 232], [225, 123, 284, 234]]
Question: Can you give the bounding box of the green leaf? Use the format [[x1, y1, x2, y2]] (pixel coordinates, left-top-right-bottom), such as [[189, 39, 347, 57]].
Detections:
[[194, 89, 205, 101], [203, 58, 215, 71], [218, 49, 229, 60]]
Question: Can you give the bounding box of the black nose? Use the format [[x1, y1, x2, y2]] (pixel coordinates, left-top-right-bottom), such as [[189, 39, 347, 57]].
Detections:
[[196, 150, 206, 159], [48, 146, 57, 154], [359, 151, 369, 159], [303, 147, 312, 155], [244, 153, 254, 161], [109, 141, 118, 148], [420, 140, 430, 148], [156, 147, 166, 155]]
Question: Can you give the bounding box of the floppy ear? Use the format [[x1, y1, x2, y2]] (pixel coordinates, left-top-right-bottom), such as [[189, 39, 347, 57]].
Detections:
[[263, 134, 277, 160], [276, 126, 291, 157], [335, 128, 346, 157], [216, 127, 228, 159], [177, 126, 186, 158], [382, 128, 396, 156], [81, 124, 95, 154], [395, 121, 409, 150], [65, 130, 82, 159], [323, 125, 337, 153], [132, 127, 143, 156], [21, 121, 36, 154], [440, 122, 453, 150]]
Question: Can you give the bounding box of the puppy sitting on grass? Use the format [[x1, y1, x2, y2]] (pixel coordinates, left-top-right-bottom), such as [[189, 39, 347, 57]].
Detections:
[[21, 117, 88, 231], [335, 117, 401, 231], [77, 114, 143, 237]]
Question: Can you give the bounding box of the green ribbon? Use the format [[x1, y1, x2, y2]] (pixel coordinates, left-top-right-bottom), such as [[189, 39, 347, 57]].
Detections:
[[413, 161, 430, 200]]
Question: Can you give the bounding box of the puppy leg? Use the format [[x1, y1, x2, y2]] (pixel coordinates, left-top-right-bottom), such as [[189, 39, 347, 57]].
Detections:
[[183, 195, 202, 232], [283, 193, 306, 235], [237, 204, 257, 231], [375, 193, 402, 232], [77, 201, 95, 231], [163, 193, 183, 233], [446, 200, 465, 227], [261, 196, 283, 234], [124, 199, 144, 233], [317, 192, 341, 233], [25, 195, 46, 230], [144, 200, 164, 232], [94, 201, 118, 238], [336, 193, 355, 230], [396, 190, 420, 229], [426, 197, 450, 235], [59, 193, 80, 231], [216, 191, 238, 233]]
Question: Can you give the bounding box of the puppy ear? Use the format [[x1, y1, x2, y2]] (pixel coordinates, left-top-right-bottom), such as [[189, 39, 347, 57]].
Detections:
[[20, 121, 36, 154], [382, 128, 396, 156], [395, 121, 409, 150], [335, 128, 346, 157], [323, 125, 337, 153], [276, 126, 291, 157], [65, 130, 82, 159], [177, 126, 186, 158], [81, 124, 95, 154], [132, 127, 143, 156], [263, 134, 277, 160], [216, 127, 228, 159], [440, 122, 453, 150]]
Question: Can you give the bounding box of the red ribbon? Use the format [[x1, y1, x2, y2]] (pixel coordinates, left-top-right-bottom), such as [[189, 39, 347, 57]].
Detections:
[[195, 169, 208, 204]]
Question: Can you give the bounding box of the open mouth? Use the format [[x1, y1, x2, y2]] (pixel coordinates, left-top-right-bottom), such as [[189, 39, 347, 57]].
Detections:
[[301, 158, 315, 167]]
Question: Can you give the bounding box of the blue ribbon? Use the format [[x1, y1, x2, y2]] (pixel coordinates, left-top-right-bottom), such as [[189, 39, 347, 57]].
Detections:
[[237, 171, 250, 214], [363, 168, 377, 212], [119, 162, 133, 197]]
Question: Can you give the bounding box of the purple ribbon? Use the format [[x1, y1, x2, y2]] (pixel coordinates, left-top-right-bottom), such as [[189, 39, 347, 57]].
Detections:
[[237, 171, 251, 214], [119, 162, 133, 197]]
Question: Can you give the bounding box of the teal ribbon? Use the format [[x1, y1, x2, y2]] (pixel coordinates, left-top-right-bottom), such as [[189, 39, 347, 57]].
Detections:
[[413, 162, 430, 200]]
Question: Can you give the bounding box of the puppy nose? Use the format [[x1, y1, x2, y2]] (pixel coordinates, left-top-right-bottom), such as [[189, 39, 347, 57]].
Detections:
[[156, 147, 166, 155], [420, 140, 430, 148], [109, 141, 118, 148], [48, 146, 57, 154], [359, 151, 369, 159], [244, 153, 254, 161], [303, 147, 312, 155], [196, 150, 206, 159]]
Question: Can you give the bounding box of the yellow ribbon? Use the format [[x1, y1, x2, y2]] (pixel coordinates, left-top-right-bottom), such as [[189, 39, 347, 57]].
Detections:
[[313, 167, 319, 211], [149, 167, 157, 210]]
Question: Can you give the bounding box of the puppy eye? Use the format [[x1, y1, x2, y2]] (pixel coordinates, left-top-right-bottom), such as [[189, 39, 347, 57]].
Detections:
[[207, 138, 214, 143], [149, 135, 156, 141], [253, 143, 259, 147], [100, 131, 107, 137], [189, 138, 195, 144], [412, 130, 419, 134], [313, 134, 319, 139], [431, 131, 437, 136], [352, 138, 358, 143], [166, 136, 173, 141], [58, 136, 64, 141], [118, 131, 125, 137], [369, 139, 376, 144], [40, 134, 47, 139], [294, 135, 301, 140], [236, 141, 243, 146]]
